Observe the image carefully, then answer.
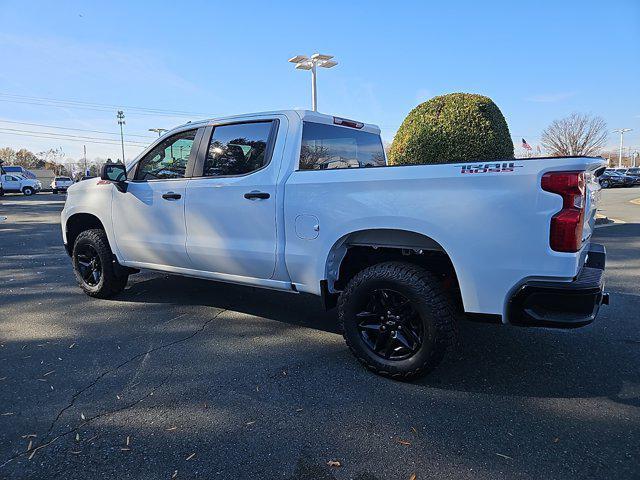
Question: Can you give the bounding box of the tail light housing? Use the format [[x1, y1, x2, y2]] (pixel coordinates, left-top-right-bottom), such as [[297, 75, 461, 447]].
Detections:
[[541, 171, 586, 253]]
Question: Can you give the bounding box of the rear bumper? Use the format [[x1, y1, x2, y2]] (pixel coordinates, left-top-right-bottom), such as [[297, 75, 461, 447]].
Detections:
[[508, 243, 608, 328]]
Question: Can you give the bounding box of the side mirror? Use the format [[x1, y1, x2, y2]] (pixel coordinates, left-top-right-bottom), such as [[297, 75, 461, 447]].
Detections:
[[100, 164, 128, 192]]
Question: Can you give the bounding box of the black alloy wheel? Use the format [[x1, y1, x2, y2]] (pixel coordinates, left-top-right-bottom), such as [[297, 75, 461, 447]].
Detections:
[[356, 288, 423, 360], [75, 244, 102, 287]]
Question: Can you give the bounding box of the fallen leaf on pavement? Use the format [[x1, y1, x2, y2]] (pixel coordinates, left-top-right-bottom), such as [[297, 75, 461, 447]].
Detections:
[[411, 427, 418, 434], [245, 421, 256, 426], [397, 439, 411, 446], [409, 474, 417, 480], [26, 440, 32, 451], [42, 370, 55, 376], [21, 434, 37, 438], [327, 460, 341, 468], [186, 453, 196, 461], [68, 343, 75, 349], [120, 448, 131, 452], [126, 436, 131, 446], [80, 413, 85, 421], [2, 412, 14, 416], [166, 426, 177, 431], [75, 433, 80, 442], [496, 453, 512, 460], [553, 437, 560, 443], [172, 471, 178, 478]]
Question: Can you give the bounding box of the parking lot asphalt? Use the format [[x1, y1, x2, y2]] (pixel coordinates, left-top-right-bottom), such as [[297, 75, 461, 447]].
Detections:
[[0, 191, 639, 480]]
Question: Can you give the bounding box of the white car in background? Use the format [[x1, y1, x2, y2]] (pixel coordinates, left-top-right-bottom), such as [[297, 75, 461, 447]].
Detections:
[[0, 173, 41, 196], [51, 176, 74, 194]]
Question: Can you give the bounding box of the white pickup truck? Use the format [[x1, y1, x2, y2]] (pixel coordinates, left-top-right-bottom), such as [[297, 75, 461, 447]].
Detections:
[[51, 176, 74, 194], [61, 110, 608, 379], [0, 173, 42, 195]]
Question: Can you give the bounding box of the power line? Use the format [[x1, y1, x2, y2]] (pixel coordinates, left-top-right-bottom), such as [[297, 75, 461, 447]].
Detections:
[[0, 92, 209, 118], [0, 119, 157, 139], [0, 127, 149, 145], [0, 98, 203, 118], [0, 129, 148, 148]]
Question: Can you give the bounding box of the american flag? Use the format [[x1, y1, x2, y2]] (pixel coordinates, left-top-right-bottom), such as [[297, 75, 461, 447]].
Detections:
[[521, 138, 532, 151]]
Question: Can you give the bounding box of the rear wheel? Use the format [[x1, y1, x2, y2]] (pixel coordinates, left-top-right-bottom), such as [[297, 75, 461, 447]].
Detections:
[[22, 187, 35, 196], [338, 262, 456, 380], [72, 229, 128, 298]]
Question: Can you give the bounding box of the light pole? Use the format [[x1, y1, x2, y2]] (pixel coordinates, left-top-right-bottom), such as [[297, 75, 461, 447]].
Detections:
[[288, 53, 338, 111], [149, 128, 168, 137], [117, 110, 126, 165], [613, 128, 632, 168]]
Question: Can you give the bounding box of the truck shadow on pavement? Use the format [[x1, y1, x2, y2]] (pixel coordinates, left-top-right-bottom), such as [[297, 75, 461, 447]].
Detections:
[[118, 257, 640, 406]]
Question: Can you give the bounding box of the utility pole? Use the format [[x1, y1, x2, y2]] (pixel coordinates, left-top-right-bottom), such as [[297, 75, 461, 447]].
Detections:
[[149, 128, 168, 137], [83, 145, 87, 177], [613, 128, 632, 168], [117, 110, 126, 165], [288, 54, 338, 111]]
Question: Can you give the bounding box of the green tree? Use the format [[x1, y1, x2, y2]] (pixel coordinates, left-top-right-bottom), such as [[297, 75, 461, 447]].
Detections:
[[389, 93, 514, 165]]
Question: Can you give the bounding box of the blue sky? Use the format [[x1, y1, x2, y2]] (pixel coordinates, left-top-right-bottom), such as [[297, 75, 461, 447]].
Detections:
[[0, 0, 638, 162]]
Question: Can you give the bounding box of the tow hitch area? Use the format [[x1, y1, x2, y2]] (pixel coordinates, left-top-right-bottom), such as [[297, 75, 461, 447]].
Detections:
[[508, 243, 608, 328]]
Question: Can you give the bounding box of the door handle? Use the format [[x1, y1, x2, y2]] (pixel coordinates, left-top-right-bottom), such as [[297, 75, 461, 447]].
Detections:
[[162, 192, 181, 200], [244, 191, 270, 200]]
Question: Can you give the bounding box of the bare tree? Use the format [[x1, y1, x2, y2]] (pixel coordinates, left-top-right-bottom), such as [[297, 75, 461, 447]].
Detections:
[[541, 113, 607, 157]]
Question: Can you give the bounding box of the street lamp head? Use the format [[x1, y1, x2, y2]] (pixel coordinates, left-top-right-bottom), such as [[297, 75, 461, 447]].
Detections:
[[295, 62, 313, 70], [288, 55, 309, 64], [319, 59, 338, 68], [310, 53, 334, 61]]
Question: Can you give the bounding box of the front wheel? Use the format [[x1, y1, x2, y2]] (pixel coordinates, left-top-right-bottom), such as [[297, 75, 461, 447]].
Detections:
[[338, 262, 456, 380], [72, 229, 128, 298], [600, 180, 609, 188], [22, 187, 35, 196]]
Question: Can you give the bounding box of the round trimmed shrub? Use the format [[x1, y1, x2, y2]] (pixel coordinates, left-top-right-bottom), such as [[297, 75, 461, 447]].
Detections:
[[388, 93, 514, 165]]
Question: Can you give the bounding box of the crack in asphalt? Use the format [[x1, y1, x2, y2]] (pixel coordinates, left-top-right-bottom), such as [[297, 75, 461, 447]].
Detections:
[[0, 368, 174, 469], [0, 308, 227, 469]]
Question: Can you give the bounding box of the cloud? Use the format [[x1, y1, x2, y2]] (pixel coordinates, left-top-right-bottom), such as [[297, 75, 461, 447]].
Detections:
[[525, 92, 576, 103], [0, 33, 204, 97]]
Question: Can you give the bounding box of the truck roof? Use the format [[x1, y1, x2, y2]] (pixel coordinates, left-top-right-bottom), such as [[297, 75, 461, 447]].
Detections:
[[168, 110, 381, 136]]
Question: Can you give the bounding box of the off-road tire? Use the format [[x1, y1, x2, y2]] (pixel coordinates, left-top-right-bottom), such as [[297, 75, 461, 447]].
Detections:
[[338, 261, 456, 380], [72, 229, 128, 298], [22, 187, 35, 196]]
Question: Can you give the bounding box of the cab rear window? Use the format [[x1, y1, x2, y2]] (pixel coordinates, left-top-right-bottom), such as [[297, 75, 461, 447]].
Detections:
[[299, 122, 386, 170]]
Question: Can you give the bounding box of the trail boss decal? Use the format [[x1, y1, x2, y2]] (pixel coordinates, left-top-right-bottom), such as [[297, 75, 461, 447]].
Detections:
[[460, 162, 522, 174]]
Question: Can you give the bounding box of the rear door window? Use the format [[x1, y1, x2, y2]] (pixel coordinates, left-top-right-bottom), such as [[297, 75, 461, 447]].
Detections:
[[299, 122, 386, 170], [202, 121, 274, 177]]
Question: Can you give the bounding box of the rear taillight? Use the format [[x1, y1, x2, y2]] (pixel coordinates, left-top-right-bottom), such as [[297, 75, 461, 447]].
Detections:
[[541, 171, 586, 253]]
